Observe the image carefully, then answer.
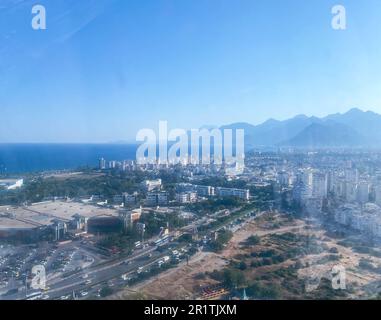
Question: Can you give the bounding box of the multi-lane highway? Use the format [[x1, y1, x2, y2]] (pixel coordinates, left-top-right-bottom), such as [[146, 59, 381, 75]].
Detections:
[[2, 207, 260, 300], [4, 239, 176, 300]]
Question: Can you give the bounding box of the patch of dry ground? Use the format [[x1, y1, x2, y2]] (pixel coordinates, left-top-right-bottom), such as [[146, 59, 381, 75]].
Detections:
[[112, 212, 381, 299], [112, 212, 297, 300], [111, 251, 228, 300]]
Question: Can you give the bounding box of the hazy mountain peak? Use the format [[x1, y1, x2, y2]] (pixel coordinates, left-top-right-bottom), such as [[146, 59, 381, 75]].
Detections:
[[279, 122, 365, 147], [262, 118, 280, 125], [292, 114, 309, 120], [221, 107, 381, 148], [345, 107, 365, 115]]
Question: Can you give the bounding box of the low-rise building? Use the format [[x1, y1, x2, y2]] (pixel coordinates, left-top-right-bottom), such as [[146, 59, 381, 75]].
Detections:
[[176, 192, 197, 204], [145, 192, 168, 206], [215, 187, 250, 200], [113, 194, 124, 204], [123, 193, 137, 206], [141, 179, 162, 192]]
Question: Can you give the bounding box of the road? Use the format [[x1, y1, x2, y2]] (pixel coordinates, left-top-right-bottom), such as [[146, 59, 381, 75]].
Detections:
[[3, 240, 173, 300], [1, 206, 261, 300]]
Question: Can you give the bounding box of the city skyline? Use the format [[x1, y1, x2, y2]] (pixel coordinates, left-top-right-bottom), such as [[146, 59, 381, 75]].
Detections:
[[1, 0, 381, 143]]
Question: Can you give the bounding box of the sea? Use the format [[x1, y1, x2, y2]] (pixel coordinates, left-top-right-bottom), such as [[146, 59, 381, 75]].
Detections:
[[0, 144, 138, 174]]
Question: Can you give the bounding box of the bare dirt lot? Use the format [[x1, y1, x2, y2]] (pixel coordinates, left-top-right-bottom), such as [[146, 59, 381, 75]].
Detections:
[[112, 212, 381, 300]]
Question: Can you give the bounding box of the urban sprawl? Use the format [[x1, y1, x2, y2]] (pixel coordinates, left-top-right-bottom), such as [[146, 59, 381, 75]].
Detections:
[[2, 149, 381, 300]]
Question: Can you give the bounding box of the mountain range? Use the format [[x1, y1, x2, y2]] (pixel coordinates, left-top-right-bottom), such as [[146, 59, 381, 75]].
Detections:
[[220, 108, 381, 148]]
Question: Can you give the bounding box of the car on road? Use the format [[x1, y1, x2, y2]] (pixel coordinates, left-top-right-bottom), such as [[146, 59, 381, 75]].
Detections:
[[80, 291, 88, 297], [121, 274, 131, 281]]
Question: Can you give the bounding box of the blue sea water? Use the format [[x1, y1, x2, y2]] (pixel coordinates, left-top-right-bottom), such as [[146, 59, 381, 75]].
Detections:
[[0, 144, 138, 174]]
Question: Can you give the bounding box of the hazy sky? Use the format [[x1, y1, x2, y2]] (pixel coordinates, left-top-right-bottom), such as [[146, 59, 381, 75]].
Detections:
[[1, 0, 381, 142]]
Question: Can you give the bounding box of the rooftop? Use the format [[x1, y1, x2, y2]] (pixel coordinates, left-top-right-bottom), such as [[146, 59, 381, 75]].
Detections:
[[0, 200, 118, 230]]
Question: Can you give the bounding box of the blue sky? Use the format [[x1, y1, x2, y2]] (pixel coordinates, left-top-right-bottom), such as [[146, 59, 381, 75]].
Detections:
[[0, 0, 381, 142]]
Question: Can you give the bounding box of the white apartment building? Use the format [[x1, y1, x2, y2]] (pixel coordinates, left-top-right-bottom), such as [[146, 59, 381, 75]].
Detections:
[[98, 158, 106, 170], [216, 187, 250, 200], [141, 179, 162, 192], [176, 192, 197, 204]]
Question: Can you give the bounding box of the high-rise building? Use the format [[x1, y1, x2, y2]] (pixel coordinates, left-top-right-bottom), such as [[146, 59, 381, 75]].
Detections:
[[99, 158, 106, 170], [357, 181, 369, 204], [293, 182, 312, 204], [375, 185, 381, 207], [346, 182, 357, 202], [345, 168, 359, 184], [327, 171, 336, 193], [277, 171, 290, 186], [119, 208, 142, 230], [312, 172, 327, 198]]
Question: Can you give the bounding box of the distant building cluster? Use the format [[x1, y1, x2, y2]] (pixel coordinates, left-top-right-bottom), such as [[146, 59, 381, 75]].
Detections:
[[334, 203, 381, 238], [98, 157, 136, 171], [99, 157, 244, 178], [246, 151, 381, 240], [290, 167, 379, 215]]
